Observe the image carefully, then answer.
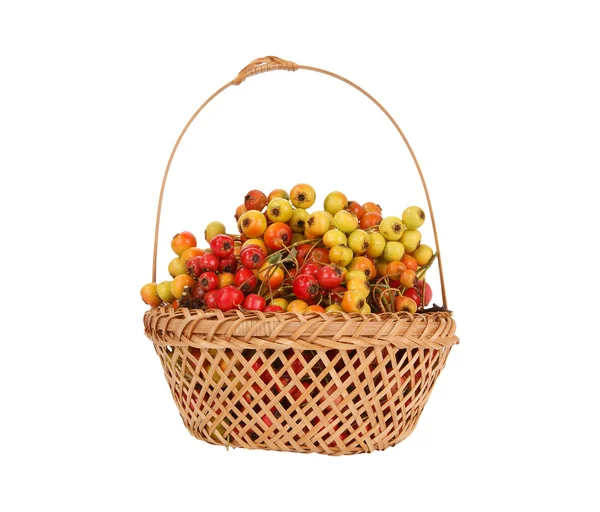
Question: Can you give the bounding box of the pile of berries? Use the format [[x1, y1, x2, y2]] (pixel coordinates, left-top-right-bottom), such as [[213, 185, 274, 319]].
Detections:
[[140, 184, 437, 314]]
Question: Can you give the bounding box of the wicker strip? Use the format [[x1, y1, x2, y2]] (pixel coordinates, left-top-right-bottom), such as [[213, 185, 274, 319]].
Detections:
[[145, 308, 458, 455], [145, 308, 458, 350], [152, 341, 453, 455], [232, 56, 299, 85]]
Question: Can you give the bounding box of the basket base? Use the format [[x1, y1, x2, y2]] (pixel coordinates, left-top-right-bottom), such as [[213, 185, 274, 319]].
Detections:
[[185, 402, 424, 456], [157, 343, 451, 456]]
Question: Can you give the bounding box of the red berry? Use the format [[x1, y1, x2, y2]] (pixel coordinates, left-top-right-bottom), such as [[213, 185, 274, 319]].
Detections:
[[185, 256, 203, 278], [191, 286, 206, 301], [415, 279, 433, 306], [197, 271, 219, 292], [292, 274, 320, 301], [299, 262, 320, 278], [235, 268, 257, 294], [204, 289, 220, 309], [209, 234, 234, 258], [263, 305, 284, 312], [244, 190, 268, 211], [187, 253, 219, 277], [306, 247, 330, 264], [242, 293, 266, 311], [295, 244, 313, 267], [346, 200, 365, 220], [216, 285, 244, 311], [403, 287, 421, 308], [218, 254, 238, 274], [328, 286, 347, 304], [317, 265, 344, 289], [240, 245, 265, 269]]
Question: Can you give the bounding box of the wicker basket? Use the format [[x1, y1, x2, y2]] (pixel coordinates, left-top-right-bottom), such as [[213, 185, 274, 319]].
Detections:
[[143, 56, 459, 455]]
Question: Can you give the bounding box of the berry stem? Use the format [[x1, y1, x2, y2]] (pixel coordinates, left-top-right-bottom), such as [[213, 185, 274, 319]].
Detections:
[[415, 251, 438, 279], [419, 276, 426, 312]]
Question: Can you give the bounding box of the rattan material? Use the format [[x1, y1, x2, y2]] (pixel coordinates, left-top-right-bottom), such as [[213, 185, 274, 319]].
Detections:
[[146, 309, 457, 350], [144, 56, 460, 455], [232, 56, 299, 85], [144, 309, 458, 455]]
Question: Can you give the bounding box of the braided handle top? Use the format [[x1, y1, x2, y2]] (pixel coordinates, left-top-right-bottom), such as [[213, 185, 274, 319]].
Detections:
[[232, 56, 298, 85], [152, 56, 448, 308]]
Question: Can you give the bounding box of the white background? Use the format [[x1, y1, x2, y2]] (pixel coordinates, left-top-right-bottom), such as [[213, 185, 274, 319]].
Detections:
[[1, 1, 599, 510]]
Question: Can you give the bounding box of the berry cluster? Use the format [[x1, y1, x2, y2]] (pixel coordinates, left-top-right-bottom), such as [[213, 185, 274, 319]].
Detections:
[[140, 184, 437, 314]]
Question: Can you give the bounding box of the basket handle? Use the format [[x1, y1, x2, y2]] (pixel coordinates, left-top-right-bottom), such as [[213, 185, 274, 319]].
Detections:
[[152, 56, 449, 309]]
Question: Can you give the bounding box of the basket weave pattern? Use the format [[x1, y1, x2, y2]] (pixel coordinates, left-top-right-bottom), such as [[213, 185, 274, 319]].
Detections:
[[145, 308, 457, 455], [144, 56, 460, 454]]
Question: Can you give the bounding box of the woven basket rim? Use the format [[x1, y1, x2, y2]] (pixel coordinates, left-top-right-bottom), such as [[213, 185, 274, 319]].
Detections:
[[144, 307, 459, 351]]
